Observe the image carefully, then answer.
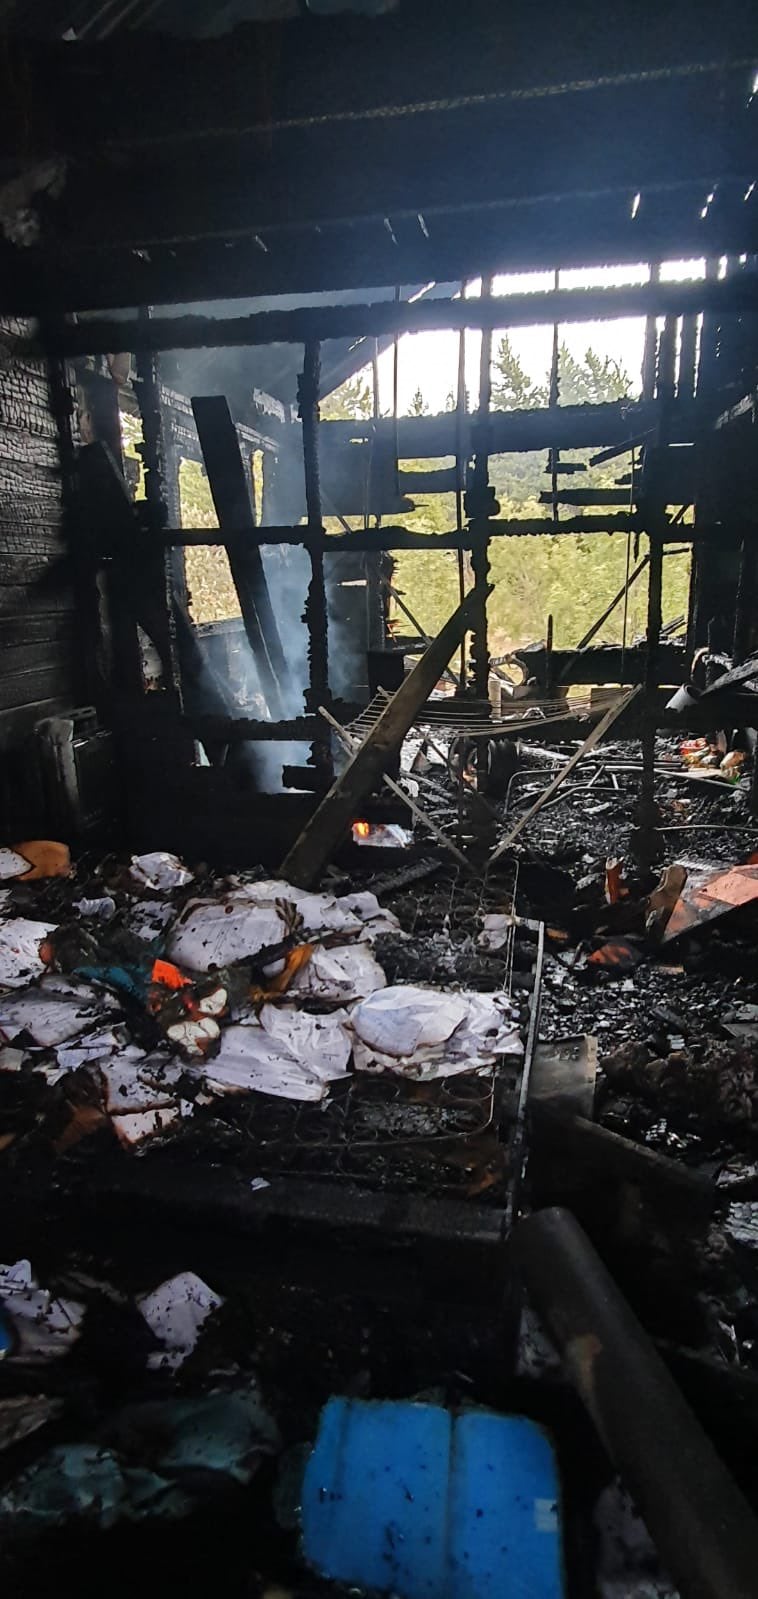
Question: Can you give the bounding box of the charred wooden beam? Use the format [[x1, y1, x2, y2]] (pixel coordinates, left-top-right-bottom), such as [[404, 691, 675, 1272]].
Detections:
[[160, 514, 647, 551], [530, 1103, 715, 1215], [511, 1208, 758, 1599], [316, 402, 699, 455], [539, 488, 637, 506], [519, 641, 684, 688], [184, 714, 320, 742], [281, 583, 491, 888], [192, 395, 291, 718], [42, 277, 758, 358]]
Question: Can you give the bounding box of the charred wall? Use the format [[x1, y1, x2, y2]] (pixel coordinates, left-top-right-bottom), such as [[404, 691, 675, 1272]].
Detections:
[[0, 317, 79, 835]]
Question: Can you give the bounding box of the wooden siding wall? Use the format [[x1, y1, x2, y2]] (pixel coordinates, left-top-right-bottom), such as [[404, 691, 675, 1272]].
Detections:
[[0, 317, 79, 835]]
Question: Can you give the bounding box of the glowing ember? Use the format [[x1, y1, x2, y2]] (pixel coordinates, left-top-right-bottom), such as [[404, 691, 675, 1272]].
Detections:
[[352, 821, 413, 849]]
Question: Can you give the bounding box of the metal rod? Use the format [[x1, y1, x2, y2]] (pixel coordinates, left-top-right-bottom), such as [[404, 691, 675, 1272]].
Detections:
[[42, 277, 758, 357], [388, 583, 460, 687], [571, 552, 650, 660], [511, 1207, 758, 1599], [489, 687, 640, 862], [318, 705, 475, 875]]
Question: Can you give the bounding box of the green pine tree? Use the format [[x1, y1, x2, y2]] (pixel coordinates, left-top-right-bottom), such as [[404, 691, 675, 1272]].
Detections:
[[320, 374, 374, 420], [407, 386, 429, 416], [491, 335, 548, 411]]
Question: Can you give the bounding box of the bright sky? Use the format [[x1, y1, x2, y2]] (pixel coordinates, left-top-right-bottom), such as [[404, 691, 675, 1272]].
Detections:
[[373, 256, 715, 414]]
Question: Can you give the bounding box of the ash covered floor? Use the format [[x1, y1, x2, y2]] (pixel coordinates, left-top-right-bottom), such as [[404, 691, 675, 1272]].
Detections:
[[2, 733, 758, 1595]]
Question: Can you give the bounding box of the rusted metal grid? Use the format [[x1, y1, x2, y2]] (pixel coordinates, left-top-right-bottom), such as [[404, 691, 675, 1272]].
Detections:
[[345, 687, 596, 742]]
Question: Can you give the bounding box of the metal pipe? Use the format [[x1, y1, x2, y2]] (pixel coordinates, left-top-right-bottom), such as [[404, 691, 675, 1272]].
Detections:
[[511, 1207, 758, 1599]]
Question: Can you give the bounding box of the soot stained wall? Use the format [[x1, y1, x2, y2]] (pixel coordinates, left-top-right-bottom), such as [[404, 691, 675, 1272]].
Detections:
[[0, 317, 79, 835]]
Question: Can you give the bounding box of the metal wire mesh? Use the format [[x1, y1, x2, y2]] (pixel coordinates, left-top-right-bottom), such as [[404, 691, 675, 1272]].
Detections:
[[345, 689, 595, 743], [224, 1066, 515, 1193]]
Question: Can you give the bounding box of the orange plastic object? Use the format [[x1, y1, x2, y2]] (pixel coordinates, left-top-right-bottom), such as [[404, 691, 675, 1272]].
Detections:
[[604, 858, 626, 905], [151, 958, 191, 989], [10, 841, 71, 880], [586, 939, 640, 971], [662, 861, 758, 942]]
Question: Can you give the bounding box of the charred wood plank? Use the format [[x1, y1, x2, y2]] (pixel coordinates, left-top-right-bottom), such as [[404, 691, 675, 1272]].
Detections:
[[530, 1103, 715, 1215], [280, 583, 491, 888], [184, 713, 320, 742]]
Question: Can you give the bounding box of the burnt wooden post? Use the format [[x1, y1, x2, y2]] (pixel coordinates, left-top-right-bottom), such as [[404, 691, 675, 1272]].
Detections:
[[134, 311, 182, 701], [299, 340, 333, 784], [633, 282, 678, 866], [733, 535, 755, 664], [454, 288, 468, 684], [512, 1208, 758, 1599], [160, 409, 188, 614], [468, 274, 493, 699], [640, 262, 660, 402], [632, 515, 665, 866]]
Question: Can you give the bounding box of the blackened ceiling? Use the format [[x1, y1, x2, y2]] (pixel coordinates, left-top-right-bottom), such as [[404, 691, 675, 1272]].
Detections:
[[0, 1, 755, 313], [0, 0, 399, 39]]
